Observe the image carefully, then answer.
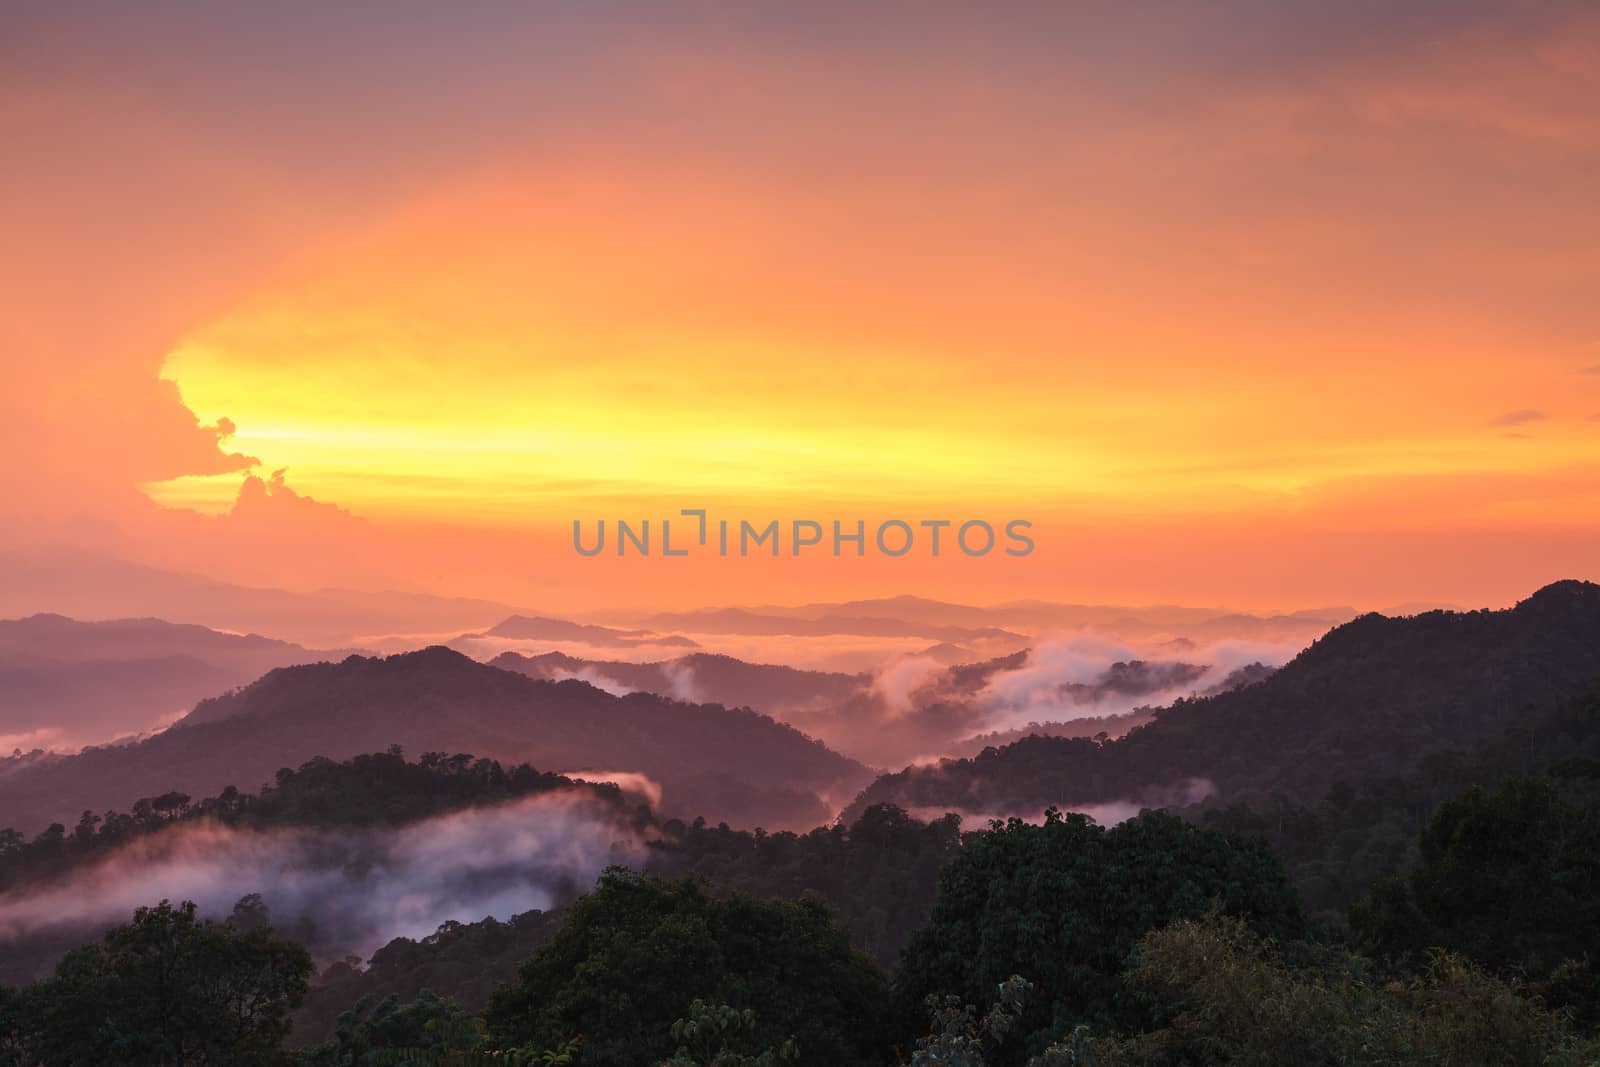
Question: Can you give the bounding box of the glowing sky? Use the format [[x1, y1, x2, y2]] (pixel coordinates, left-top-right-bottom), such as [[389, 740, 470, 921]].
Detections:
[[3, 3, 1598, 611]]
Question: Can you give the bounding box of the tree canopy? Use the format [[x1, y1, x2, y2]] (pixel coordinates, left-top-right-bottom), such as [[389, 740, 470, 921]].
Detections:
[[5, 899, 311, 1066], [483, 869, 893, 1067], [894, 809, 1304, 1062]]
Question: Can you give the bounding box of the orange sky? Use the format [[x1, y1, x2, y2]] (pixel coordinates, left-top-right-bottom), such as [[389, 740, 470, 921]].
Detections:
[[2, 4, 1598, 613]]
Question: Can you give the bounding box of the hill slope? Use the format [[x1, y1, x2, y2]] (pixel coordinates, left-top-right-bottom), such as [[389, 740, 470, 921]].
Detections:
[[0, 647, 871, 835], [845, 581, 1600, 819], [0, 614, 354, 747], [474, 616, 698, 649], [490, 651, 866, 713]]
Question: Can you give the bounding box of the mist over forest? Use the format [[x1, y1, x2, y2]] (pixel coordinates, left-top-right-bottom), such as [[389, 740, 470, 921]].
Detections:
[[3, 582, 1600, 1064]]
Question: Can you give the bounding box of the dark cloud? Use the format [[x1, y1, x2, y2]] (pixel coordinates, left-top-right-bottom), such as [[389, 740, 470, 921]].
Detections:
[[1490, 409, 1547, 427], [142, 380, 258, 481]]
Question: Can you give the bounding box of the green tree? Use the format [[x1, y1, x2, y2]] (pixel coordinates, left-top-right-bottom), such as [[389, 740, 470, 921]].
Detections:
[[657, 1000, 798, 1066], [894, 809, 1304, 1062], [17, 899, 311, 1066], [1094, 913, 1600, 1066], [910, 975, 1036, 1067], [484, 869, 891, 1067], [298, 991, 485, 1066], [1351, 775, 1600, 1023], [0, 985, 26, 1067]]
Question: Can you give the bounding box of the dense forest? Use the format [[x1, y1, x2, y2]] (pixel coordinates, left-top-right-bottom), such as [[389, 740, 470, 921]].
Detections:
[[4, 718, 1599, 1063], [846, 581, 1600, 820], [3, 584, 1599, 1063], [0, 646, 871, 835], [3, 770, 1598, 1065]]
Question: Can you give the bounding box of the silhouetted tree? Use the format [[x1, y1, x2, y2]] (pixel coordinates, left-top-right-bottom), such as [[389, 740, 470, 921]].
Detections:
[[14, 899, 311, 1066], [895, 809, 1304, 1062], [484, 869, 891, 1067]]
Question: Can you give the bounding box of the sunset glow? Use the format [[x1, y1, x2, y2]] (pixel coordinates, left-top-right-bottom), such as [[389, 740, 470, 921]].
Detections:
[[4, 4, 1598, 611]]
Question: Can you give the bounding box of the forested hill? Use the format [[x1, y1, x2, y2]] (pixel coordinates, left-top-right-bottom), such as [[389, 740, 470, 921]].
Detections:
[[491, 650, 867, 712], [0, 647, 872, 835], [845, 580, 1600, 820]]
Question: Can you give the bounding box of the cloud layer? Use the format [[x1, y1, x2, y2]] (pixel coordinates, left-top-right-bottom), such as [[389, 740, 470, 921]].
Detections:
[[0, 791, 640, 966]]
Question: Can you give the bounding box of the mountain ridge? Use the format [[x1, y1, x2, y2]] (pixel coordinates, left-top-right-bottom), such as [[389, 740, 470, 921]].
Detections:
[[0, 647, 872, 836], [843, 580, 1600, 821]]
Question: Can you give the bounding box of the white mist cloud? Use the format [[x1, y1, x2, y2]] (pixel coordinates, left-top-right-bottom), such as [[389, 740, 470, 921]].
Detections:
[[870, 656, 945, 717], [660, 660, 703, 703], [561, 770, 664, 810], [548, 666, 635, 697], [1194, 639, 1301, 679], [979, 634, 1138, 711], [0, 727, 68, 754], [972, 634, 1303, 733], [0, 791, 640, 962]]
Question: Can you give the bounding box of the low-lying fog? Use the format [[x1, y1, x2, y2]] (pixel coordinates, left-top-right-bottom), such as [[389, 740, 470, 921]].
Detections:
[[0, 790, 640, 978]]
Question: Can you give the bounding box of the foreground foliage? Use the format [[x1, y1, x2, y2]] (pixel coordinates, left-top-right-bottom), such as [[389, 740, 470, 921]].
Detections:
[[1094, 914, 1600, 1067], [2, 746, 1598, 1065], [1352, 771, 1600, 1025], [894, 809, 1304, 1061], [3, 900, 312, 1066], [483, 870, 892, 1067]]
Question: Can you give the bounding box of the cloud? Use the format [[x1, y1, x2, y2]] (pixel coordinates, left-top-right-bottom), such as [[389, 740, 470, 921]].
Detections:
[[141, 380, 259, 481], [1489, 409, 1547, 427], [0, 791, 639, 967], [871, 656, 946, 717], [1582, 364, 1600, 374], [231, 468, 353, 525], [0, 728, 67, 755], [659, 660, 704, 703], [547, 667, 634, 698], [559, 771, 664, 810], [5, 2, 1600, 618], [972, 634, 1303, 733], [132, 468, 381, 591]]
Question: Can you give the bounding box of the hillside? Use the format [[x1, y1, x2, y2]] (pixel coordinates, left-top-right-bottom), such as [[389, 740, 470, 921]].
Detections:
[[490, 650, 866, 713], [473, 615, 698, 649], [0, 614, 354, 746], [0, 647, 872, 835], [844, 581, 1600, 820]]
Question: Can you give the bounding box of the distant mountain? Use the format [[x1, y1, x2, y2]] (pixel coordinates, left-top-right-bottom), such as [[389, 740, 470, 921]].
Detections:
[[645, 607, 1028, 645], [984, 600, 1355, 640], [0, 647, 872, 836], [473, 616, 698, 649], [843, 581, 1600, 821], [945, 709, 1158, 758], [491, 651, 866, 712], [755, 596, 1008, 628], [0, 550, 528, 647], [0, 614, 355, 747], [913, 642, 978, 665], [634, 596, 1352, 647], [768, 647, 1246, 770], [497, 646, 1223, 771]]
